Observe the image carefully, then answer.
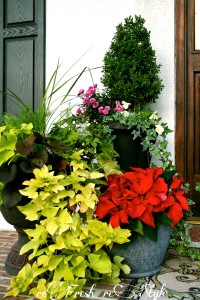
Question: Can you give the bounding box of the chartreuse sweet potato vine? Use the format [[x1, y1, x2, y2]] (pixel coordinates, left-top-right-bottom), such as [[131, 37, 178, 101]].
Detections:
[[5, 150, 131, 300], [0, 123, 33, 167]]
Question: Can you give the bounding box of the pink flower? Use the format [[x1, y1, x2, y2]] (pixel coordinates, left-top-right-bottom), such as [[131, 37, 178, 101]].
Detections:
[[98, 106, 111, 115], [89, 98, 99, 108], [114, 100, 125, 112], [77, 89, 84, 96], [76, 108, 82, 115], [83, 97, 90, 104], [98, 106, 104, 114], [92, 101, 99, 108], [103, 106, 111, 115], [85, 85, 96, 97]]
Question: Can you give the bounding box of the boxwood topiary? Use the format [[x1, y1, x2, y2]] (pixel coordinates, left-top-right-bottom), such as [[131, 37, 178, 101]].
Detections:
[[101, 15, 164, 111]]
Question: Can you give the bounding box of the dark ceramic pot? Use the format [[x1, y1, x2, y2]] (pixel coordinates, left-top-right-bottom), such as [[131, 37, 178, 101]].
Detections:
[[109, 123, 149, 171], [0, 202, 35, 275]]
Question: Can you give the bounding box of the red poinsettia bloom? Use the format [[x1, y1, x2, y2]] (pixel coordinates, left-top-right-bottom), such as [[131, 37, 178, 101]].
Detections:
[[95, 167, 189, 230], [166, 175, 189, 226]]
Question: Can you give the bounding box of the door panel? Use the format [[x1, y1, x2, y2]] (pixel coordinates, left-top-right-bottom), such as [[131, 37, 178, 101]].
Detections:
[[5, 38, 34, 114], [176, 0, 200, 215], [6, 0, 34, 24], [0, 0, 45, 117]]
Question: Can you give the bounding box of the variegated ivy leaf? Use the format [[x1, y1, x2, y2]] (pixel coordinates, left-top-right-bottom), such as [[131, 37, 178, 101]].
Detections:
[[79, 194, 98, 212], [64, 232, 84, 250], [24, 224, 48, 242], [87, 220, 131, 250]]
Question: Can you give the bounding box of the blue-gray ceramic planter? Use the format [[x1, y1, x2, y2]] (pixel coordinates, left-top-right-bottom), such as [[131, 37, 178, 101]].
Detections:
[[108, 224, 171, 278]]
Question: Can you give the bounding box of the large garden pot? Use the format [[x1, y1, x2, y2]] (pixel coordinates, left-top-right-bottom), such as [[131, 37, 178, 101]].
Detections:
[[108, 224, 171, 278], [0, 202, 35, 276], [109, 123, 149, 171]]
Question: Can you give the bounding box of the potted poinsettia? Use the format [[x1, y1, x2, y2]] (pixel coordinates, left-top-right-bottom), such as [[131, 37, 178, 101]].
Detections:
[[0, 65, 192, 299], [94, 166, 189, 277]]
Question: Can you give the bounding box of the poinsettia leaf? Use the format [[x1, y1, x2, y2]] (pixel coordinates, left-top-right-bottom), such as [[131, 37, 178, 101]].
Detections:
[[155, 212, 172, 226], [142, 223, 158, 242], [160, 169, 176, 185], [129, 219, 144, 235]]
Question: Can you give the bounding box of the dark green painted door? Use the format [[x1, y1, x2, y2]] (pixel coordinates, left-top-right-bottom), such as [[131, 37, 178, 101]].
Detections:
[[0, 0, 45, 118]]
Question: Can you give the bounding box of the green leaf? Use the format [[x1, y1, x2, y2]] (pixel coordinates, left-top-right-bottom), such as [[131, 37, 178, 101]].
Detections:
[[71, 256, 87, 277], [48, 255, 64, 271], [113, 256, 131, 275], [88, 251, 112, 274], [142, 224, 158, 241], [45, 218, 59, 235], [49, 235, 66, 252], [89, 171, 105, 179], [37, 255, 49, 267], [41, 207, 59, 218]]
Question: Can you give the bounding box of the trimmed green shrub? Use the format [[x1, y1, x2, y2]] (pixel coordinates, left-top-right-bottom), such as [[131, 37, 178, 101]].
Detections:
[[101, 15, 164, 110]]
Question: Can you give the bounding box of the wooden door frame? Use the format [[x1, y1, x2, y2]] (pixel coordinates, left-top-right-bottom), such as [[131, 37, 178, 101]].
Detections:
[[175, 0, 188, 178]]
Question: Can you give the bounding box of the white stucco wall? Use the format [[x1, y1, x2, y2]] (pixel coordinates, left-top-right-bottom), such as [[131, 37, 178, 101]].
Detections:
[[46, 0, 175, 152], [0, 0, 174, 229]]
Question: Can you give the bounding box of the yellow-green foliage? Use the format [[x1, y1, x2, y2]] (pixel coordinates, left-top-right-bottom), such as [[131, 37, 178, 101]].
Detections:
[[5, 151, 131, 300], [0, 123, 33, 167]]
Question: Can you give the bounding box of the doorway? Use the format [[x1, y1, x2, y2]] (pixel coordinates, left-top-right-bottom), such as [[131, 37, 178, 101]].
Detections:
[[176, 0, 200, 215]]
